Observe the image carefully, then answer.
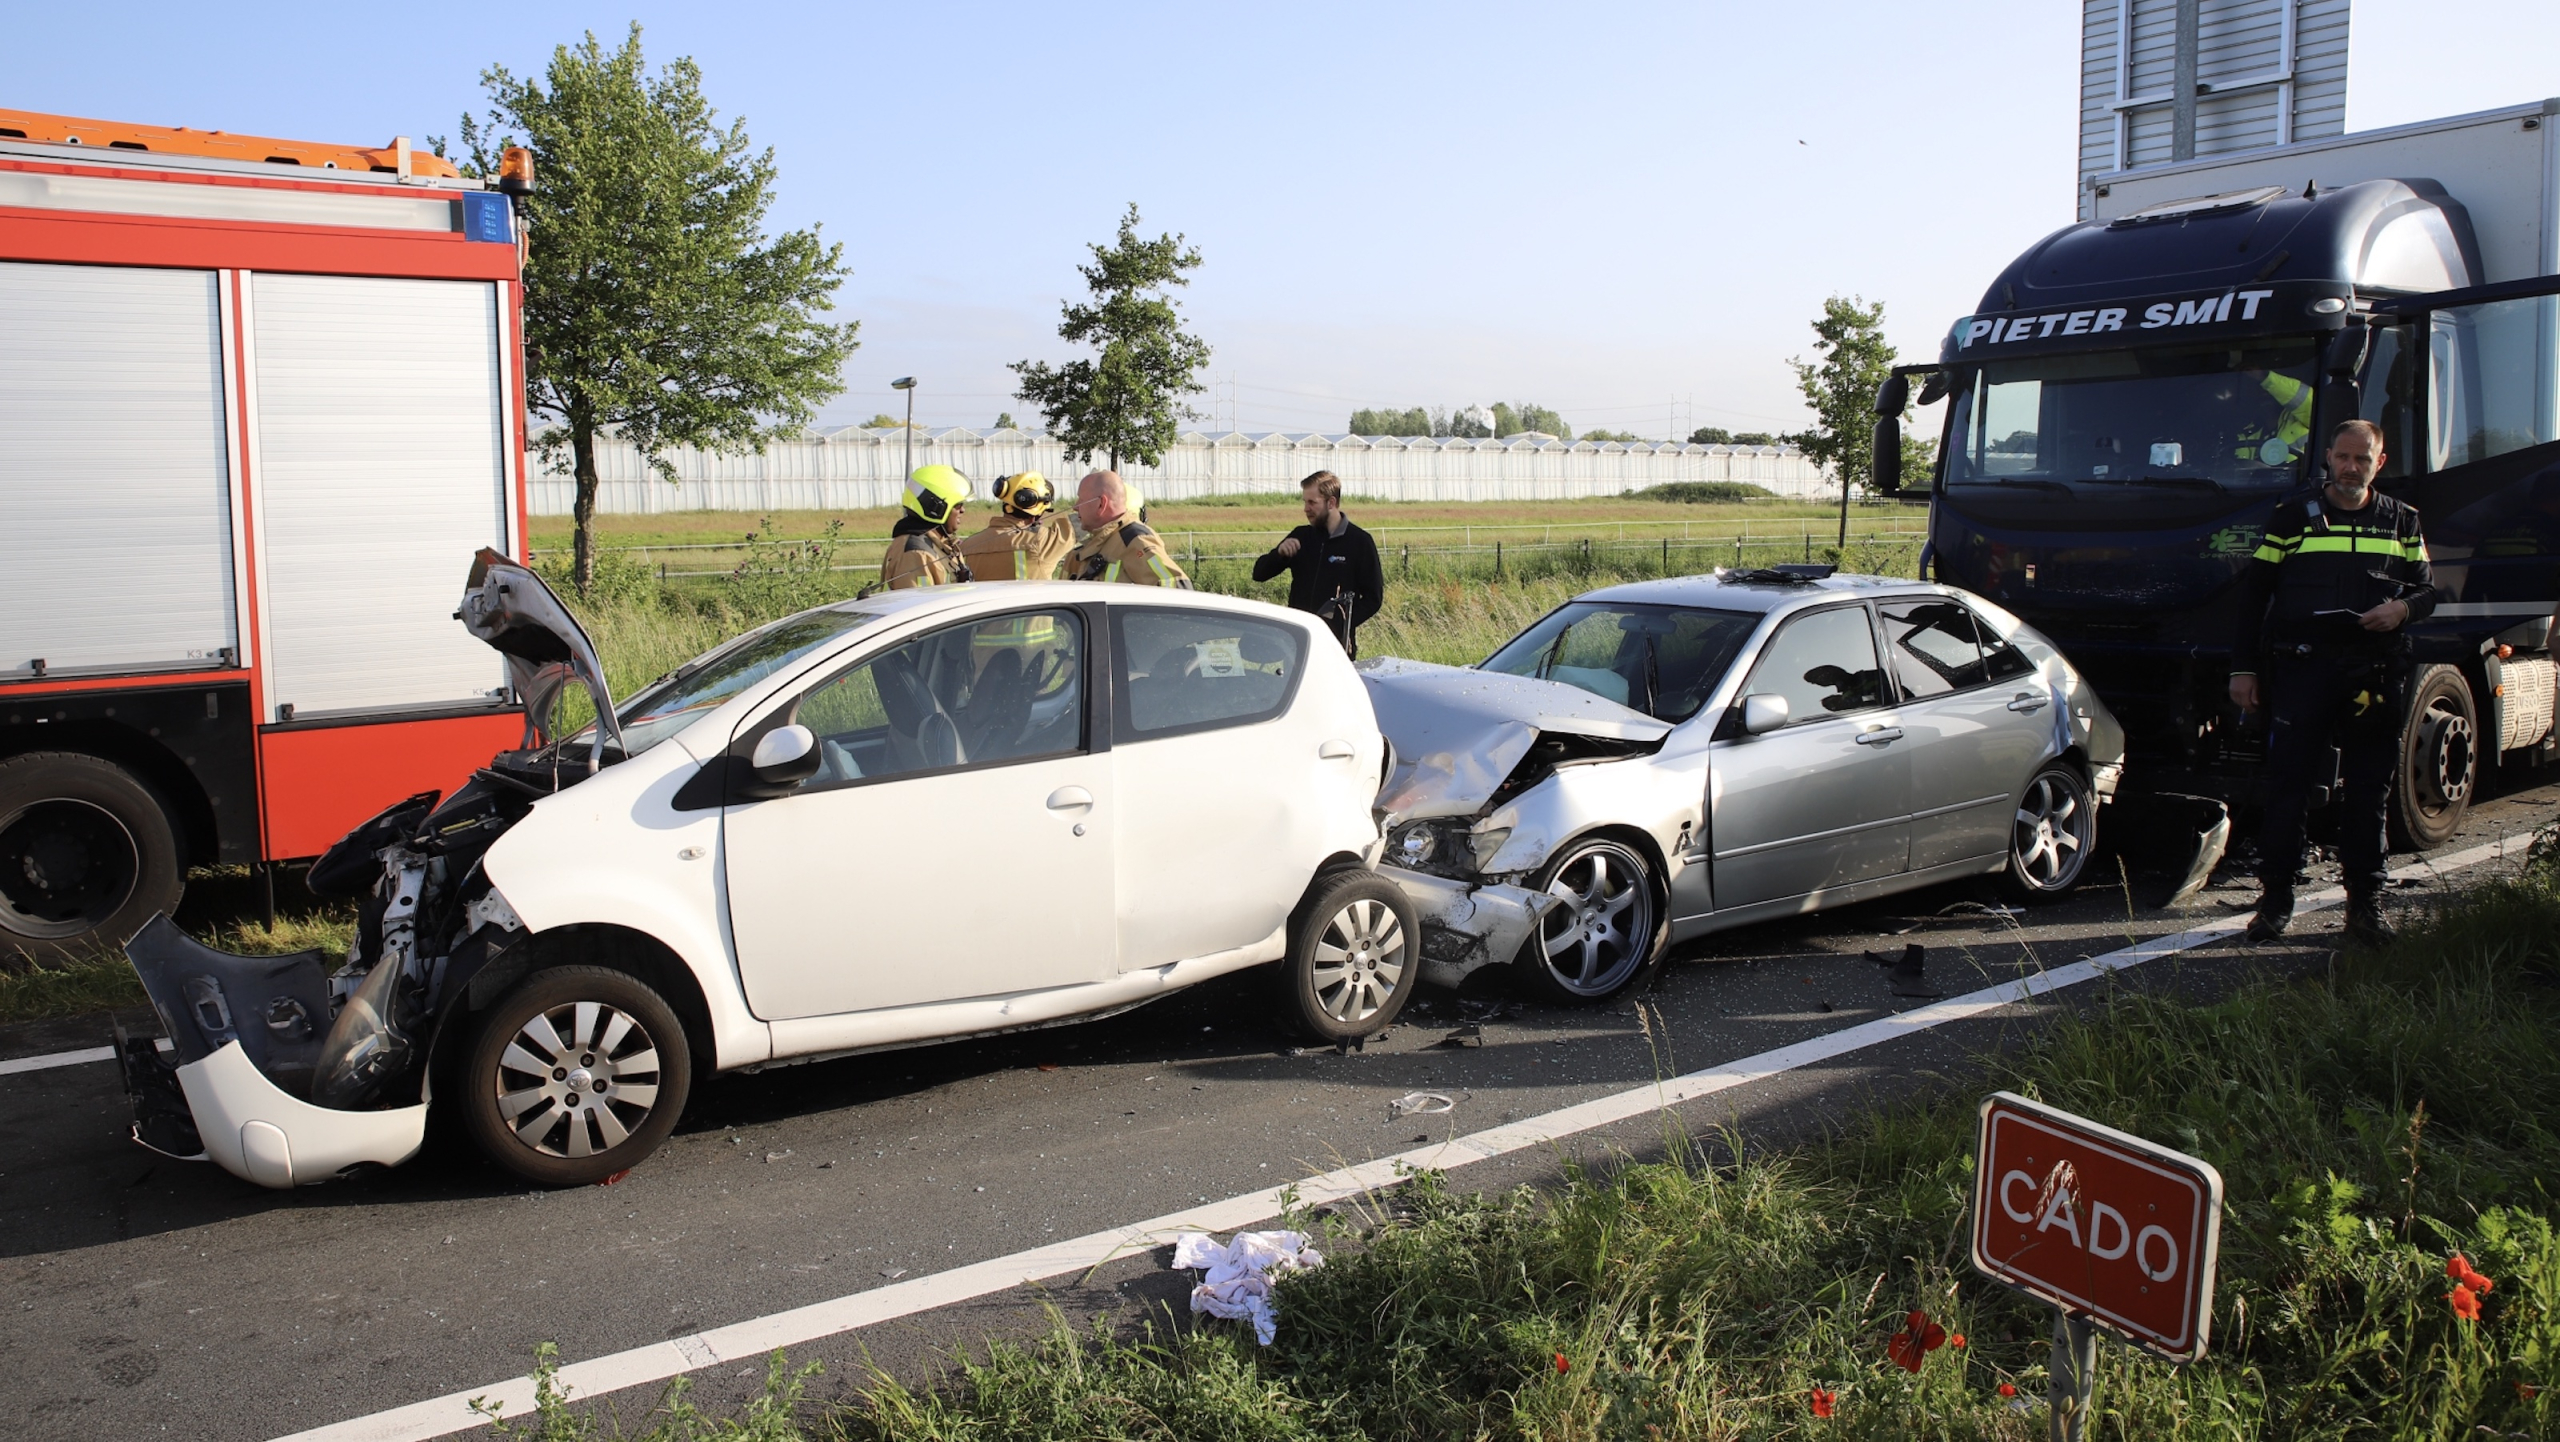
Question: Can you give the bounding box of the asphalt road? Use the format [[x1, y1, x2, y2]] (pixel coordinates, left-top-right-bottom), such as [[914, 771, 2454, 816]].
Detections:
[[4, 776, 2555, 1440]]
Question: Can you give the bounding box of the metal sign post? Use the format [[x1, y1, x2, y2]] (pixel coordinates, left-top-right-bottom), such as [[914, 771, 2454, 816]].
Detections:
[[1970, 1093, 2225, 1439]]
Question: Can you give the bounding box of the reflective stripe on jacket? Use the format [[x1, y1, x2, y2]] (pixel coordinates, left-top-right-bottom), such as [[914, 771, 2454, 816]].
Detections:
[[2232, 490, 2434, 672]]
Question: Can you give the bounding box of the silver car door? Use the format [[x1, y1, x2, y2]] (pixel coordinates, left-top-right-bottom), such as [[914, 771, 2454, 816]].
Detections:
[[1878, 597, 2047, 870], [1707, 602, 1912, 910]]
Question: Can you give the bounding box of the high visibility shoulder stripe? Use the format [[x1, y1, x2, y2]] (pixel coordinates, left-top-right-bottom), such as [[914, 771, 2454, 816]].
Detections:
[[2252, 543, 2292, 564], [2407, 539, 2431, 561], [2293, 535, 2408, 555]]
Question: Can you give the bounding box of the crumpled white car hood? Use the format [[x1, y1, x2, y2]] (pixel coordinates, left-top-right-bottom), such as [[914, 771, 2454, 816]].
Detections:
[[1358, 656, 1671, 821]]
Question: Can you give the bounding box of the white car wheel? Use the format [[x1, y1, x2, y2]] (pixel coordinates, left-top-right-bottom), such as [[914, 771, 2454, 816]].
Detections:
[[461, 965, 691, 1186], [1282, 871, 1420, 1043]]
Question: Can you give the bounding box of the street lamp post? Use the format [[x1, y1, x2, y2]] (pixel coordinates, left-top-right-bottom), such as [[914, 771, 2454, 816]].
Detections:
[[891, 376, 918, 485]]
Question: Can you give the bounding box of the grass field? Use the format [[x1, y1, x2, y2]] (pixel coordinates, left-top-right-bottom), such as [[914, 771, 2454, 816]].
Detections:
[[483, 843, 2560, 1440], [530, 498, 1927, 579]]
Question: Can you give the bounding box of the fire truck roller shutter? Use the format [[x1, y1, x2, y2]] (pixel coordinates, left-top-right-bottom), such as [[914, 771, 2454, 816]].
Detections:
[[0, 262, 238, 678], [251, 274, 511, 720]]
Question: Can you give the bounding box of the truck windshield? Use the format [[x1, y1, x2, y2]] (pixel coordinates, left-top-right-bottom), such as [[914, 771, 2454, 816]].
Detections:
[[1942, 341, 2320, 526]]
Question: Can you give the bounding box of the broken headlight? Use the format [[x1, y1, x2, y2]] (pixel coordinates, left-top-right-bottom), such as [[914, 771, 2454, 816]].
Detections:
[[1389, 820, 1493, 880]]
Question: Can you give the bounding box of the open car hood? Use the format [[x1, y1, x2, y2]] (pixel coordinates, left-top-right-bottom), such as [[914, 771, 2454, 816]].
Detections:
[[1357, 657, 1671, 821], [456, 548, 620, 758]]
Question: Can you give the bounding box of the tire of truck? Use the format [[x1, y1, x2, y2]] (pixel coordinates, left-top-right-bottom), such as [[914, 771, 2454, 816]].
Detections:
[[0, 751, 185, 965], [457, 964, 693, 1187], [2390, 664, 2476, 852]]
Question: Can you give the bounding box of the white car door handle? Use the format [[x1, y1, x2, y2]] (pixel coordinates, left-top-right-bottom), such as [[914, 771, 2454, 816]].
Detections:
[[1855, 727, 1904, 746], [1317, 739, 1357, 760], [1045, 786, 1094, 811], [2007, 693, 2049, 714]]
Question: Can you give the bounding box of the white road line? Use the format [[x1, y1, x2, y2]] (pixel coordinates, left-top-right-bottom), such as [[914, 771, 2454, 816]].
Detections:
[[0, 1036, 172, 1077], [274, 827, 2537, 1442]]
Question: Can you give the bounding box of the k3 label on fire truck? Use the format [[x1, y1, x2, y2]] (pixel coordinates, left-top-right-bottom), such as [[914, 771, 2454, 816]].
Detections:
[[1971, 1091, 2226, 1362]]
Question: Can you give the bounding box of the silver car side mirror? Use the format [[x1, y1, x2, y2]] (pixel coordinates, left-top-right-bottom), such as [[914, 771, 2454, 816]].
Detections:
[[750, 723, 821, 785], [1740, 693, 1789, 735]]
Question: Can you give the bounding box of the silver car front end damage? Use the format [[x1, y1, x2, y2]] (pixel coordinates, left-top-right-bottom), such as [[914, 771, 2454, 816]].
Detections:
[[1378, 866, 1565, 987]]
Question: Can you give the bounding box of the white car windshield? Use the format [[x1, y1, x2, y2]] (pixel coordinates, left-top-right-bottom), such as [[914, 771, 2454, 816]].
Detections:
[[1481, 603, 1759, 721], [592, 607, 886, 758]]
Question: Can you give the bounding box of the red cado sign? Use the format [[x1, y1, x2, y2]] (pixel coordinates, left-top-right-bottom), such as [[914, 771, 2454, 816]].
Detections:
[[1971, 1092, 2225, 1362]]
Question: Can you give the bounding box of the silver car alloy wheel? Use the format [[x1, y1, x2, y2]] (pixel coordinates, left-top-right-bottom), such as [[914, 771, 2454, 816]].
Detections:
[[2012, 769, 2094, 892], [494, 1001, 665, 1159], [1309, 896, 1407, 1025], [1536, 841, 1655, 998]]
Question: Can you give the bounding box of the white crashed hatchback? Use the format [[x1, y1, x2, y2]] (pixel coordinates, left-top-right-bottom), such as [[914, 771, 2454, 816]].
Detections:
[[121, 555, 1407, 1188]]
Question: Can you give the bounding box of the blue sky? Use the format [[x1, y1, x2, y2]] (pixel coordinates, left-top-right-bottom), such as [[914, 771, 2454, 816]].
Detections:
[[6, 2, 2554, 438]]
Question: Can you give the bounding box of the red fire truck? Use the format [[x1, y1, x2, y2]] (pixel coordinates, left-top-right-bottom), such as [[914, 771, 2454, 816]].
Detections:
[[0, 108, 535, 960]]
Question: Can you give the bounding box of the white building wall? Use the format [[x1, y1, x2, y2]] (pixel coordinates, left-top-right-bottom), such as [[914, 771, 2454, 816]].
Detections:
[[2080, 0, 2350, 218], [528, 427, 1833, 515]]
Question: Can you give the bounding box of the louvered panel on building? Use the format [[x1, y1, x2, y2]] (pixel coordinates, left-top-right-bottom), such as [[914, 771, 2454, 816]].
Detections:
[[0, 262, 236, 678], [2079, 0, 2122, 184], [251, 274, 508, 721]]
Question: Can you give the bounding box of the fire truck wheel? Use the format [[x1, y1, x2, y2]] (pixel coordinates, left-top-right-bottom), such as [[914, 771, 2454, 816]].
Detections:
[[2389, 665, 2475, 851], [0, 752, 184, 965]]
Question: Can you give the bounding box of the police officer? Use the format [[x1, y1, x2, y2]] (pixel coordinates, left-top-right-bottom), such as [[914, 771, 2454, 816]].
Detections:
[[956, 471, 1079, 580], [2230, 418, 2435, 946], [1066, 469, 1191, 588], [880, 464, 974, 590]]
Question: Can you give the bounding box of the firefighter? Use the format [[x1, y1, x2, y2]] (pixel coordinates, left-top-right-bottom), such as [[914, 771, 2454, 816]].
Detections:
[[1067, 470, 1191, 587], [2229, 418, 2436, 946], [955, 471, 1079, 580], [2229, 368, 2315, 467], [879, 464, 974, 590]]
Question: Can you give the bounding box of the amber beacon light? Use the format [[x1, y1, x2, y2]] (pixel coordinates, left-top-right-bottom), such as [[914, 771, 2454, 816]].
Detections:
[[498, 146, 535, 197]]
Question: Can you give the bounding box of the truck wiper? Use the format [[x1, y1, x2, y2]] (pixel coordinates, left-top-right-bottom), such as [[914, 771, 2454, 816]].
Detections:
[[1951, 477, 2073, 492], [2118, 475, 2230, 495]]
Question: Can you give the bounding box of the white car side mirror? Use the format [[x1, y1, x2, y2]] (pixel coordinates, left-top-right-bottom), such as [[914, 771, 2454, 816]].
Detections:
[[750, 724, 821, 784], [1740, 693, 1789, 735]]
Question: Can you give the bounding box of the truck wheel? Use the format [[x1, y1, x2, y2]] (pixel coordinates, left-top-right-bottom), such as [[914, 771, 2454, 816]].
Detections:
[[2390, 665, 2475, 851], [1280, 870, 1420, 1043], [0, 752, 184, 964], [1515, 836, 1665, 1003], [458, 965, 691, 1187], [2001, 763, 2098, 902]]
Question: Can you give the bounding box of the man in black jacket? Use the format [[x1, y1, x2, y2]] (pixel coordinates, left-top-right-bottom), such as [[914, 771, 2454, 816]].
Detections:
[[2229, 418, 2435, 947], [1253, 470, 1384, 655]]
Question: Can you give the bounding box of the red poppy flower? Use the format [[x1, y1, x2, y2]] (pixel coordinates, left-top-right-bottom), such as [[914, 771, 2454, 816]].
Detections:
[[1554, 1352, 1570, 1374], [1949, 1333, 1967, 1348], [2450, 1284, 2483, 1322], [1808, 1387, 1836, 1418], [2517, 1381, 2541, 1401], [2447, 1254, 2496, 1294], [1998, 1382, 2019, 1398], [1886, 1310, 1948, 1372]]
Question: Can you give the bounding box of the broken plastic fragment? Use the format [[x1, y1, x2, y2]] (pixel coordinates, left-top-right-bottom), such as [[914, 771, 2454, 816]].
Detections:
[[1388, 1091, 1455, 1118]]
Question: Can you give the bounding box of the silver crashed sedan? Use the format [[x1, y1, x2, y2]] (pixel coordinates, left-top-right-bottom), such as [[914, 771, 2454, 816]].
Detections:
[[1363, 568, 2126, 1002]]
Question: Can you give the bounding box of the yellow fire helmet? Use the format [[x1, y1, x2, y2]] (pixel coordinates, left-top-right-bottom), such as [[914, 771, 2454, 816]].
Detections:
[[995, 471, 1054, 517], [902, 464, 971, 524]]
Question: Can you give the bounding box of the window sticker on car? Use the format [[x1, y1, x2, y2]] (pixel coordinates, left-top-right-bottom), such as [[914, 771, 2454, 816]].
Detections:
[[1194, 637, 1248, 677]]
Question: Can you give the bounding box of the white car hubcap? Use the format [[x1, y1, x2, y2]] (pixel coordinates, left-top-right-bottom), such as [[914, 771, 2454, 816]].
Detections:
[[494, 1000, 664, 1159], [2013, 773, 2089, 890], [1310, 898, 1407, 1024]]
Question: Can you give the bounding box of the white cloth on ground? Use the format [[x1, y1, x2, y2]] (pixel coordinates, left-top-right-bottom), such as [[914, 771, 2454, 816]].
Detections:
[[1169, 1229, 1324, 1345]]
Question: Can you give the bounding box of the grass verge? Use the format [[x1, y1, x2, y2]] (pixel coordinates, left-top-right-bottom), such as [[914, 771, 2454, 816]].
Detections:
[[483, 846, 2560, 1439]]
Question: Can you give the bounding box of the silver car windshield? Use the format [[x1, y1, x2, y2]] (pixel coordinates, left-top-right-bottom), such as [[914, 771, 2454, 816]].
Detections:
[[595, 607, 886, 758], [1481, 603, 1758, 722]]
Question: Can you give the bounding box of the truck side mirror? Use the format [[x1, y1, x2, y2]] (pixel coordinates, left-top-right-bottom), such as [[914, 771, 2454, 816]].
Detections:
[[2324, 323, 2371, 380], [1872, 414, 1903, 494], [1873, 374, 1911, 416]]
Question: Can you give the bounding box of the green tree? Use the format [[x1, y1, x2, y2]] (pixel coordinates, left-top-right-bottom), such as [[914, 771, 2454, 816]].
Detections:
[[1011, 204, 1211, 473], [992, 412, 1018, 431], [461, 26, 858, 596], [1687, 426, 1778, 446], [1349, 406, 1432, 437], [857, 412, 912, 430], [1782, 295, 1903, 541], [1582, 427, 1645, 443], [1491, 401, 1573, 440]]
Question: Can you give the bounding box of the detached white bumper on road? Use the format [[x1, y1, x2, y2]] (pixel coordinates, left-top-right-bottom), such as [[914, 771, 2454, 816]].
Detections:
[[176, 1041, 426, 1188], [1379, 864, 1561, 987]]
